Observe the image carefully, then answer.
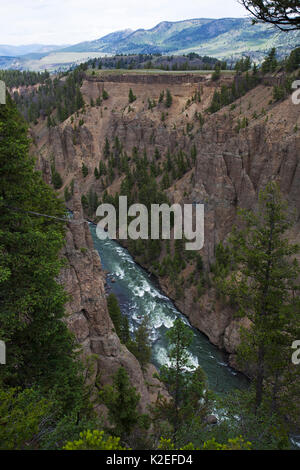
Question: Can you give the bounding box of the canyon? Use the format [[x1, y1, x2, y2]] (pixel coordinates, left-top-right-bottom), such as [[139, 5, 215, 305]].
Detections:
[[32, 69, 300, 382]]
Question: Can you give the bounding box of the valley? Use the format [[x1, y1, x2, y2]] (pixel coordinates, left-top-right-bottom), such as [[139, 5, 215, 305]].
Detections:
[[1, 0, 300, 451], [1, 40, 300, 451], [29, 67, 300, 371], [1, 17, 300, 71]]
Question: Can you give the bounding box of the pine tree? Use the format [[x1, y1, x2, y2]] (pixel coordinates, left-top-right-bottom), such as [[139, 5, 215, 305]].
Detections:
[[75, 86, 84, 110], [191, 144, 197, 163], [82, 163, 88, 178], [261, 48, 278, 74], [107, 293, 130, 344], [165, 89, 173, 108], [129, 316, 151, 371], [212, 63, 221, 81], [107, 293, 123, 337], [103, 138, 110, 158], [0, 388, 51, 450], [159, 318, 193, 436], [99, 367, 141, 438], [128, 88, 136, 103], [220, 182, 300, 417], [153, 318, 210, 445], [51, 165, 63, 189], [0, 94, 85, 414], [99, 160, 107, 176], [94, 167, 100, 179], [87, 189, 98, 216], [102, 89, 109, 100], [159, 90, 165, 103], [64, 185, 71, 202], [286, 47, 300, 73]]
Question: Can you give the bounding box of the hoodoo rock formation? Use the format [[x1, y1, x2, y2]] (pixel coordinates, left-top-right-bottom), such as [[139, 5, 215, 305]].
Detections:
[[33, 72, 300, 369]]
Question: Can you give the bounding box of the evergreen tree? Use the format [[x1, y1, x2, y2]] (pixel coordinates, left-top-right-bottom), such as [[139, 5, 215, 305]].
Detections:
[[153, 318, 211, 446], [0, 94, 85, 414], [212, 63, 221, 81], [219, 182, 300, 418], [75, 86, 85, 110], [107, 293, 130, 344], [107, 293, 123, 337], [82, 163, 88, 178], [285, 47, 300, 72], [159, 90, 165, 103], [216, 388, 291, 450], [103, 138, 110, 158], [129, 316, 152, 371], [261, 48, 278, 73], [94, 167, 100, 179], [99, 160, 107, 176], [87, 190, 98, 216], [235, 56, 251, 73], [99, 367, 141, 438], [128, 88, 136, 103], [159, 319, 193, 436], [165, 89, 173, 108], [0, 388, 51, 450], [64, 185, 71, 202], [51, 165, 63, 189]]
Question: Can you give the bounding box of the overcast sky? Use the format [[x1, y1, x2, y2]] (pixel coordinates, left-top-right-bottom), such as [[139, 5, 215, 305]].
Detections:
[[0, 0, 247, 46]]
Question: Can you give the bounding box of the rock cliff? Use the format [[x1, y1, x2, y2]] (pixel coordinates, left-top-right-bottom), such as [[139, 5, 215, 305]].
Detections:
[[59, 183, 166, 412], [33, 73, 300, 368]]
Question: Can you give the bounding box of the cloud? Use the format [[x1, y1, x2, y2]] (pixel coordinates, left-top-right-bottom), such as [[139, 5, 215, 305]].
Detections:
[[0, 0, 246, 45]]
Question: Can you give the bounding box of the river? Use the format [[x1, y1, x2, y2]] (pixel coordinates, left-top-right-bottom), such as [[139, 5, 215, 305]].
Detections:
[[89, 224, 248, 394]]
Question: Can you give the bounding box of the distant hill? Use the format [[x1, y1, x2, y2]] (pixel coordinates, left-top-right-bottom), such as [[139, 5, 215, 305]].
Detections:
[[0, 44, 67, 57], [61, 18, 300, 61], [62, 30, 133, 53], [1, 18, 299, 71]]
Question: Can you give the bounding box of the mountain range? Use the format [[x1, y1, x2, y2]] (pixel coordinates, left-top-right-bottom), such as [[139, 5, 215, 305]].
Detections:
[[1, 17, 300, 71], [61, 18, 300, 58], [0, 44, 67, 57]]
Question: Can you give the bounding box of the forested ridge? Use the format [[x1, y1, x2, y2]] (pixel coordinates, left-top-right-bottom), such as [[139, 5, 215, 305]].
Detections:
[[0, 68, 85, 125]]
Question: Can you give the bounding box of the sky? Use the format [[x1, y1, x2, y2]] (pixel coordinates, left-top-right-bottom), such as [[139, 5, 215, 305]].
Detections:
[[0, 0, 247, 46]]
